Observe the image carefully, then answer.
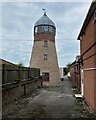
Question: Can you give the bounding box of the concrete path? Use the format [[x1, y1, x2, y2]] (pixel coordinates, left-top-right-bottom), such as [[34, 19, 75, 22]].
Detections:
[[3, 78, 96, 119]]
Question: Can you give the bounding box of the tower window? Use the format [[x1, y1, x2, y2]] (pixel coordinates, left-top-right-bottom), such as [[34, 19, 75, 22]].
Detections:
[[44, 54, 48, 60], [49, 26, 53, 33], [44, 40, 48, 47], [38, 25, 43, 32], [49, 26, 55, 35], [44, 26, 48, 32], [35, 26, 38, 33]]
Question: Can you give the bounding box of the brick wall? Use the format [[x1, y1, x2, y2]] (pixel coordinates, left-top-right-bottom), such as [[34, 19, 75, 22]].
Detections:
[[80, 14, 96, 112], [34, 33, 55, 42], [70, 61, 81, 88], [30, 40, 61, 86]]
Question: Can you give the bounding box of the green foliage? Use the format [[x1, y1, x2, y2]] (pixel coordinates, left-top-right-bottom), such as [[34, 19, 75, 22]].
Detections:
[[66, 63, 70, 72], [17, 62, 24, 67], [63, 63, 71, 75]]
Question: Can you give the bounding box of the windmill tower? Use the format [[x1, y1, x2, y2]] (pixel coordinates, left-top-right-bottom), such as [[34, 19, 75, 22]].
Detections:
[[30, 10, 61, 86]]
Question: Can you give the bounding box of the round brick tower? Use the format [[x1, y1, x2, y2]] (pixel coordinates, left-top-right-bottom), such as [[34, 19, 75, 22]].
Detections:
[[29, 11, 61, 86]]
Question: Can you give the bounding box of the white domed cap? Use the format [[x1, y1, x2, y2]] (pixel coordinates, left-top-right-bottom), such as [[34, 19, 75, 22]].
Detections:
[[34, 12, 56, 28]]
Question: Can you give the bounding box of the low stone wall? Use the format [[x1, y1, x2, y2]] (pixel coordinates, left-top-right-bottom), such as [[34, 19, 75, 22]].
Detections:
[[2, 77, 42, 106]]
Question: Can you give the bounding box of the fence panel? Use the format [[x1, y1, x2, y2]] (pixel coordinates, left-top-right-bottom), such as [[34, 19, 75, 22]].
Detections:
[[35, 68, 40, 77], [2, 64, 40, 84], [29, 68, 36, 78]]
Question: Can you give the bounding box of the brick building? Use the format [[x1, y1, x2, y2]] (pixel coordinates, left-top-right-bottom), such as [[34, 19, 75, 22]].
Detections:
[[77, 1, 96, 112], [0, 58, 16, 66], [70, 55, 81, 88], [30, 11, 60, 86]]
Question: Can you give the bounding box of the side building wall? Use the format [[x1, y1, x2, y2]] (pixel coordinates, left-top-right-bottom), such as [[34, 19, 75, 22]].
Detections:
[[70, 60, 81, 88], [80, 14, 96, 112]]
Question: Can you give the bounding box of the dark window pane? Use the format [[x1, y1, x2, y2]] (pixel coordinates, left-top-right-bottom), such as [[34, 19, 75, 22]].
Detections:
[[42, 73, 49, 81], [44, 54, 48, 60], [44, 40, 48, 47]]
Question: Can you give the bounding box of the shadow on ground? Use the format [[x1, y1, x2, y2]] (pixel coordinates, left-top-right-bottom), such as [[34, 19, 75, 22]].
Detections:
[[2, 78, 96, 119]]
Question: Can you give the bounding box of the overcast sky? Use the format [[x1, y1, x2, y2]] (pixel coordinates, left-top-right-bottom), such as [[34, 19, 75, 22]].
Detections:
[[1, 0, 92, 67]]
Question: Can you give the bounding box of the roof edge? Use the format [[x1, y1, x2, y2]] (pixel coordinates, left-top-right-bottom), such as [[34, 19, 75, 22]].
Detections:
[[0, 58, 16, 66], [34, 13, 56, 28], [77, 1, 96, 40]]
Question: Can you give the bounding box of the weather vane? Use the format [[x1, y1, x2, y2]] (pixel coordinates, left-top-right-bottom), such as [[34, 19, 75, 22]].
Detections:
[[42, 9, 46, 14]]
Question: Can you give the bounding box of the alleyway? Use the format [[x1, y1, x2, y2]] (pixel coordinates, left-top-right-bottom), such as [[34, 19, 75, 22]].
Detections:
[[3, 77, 96, 119]]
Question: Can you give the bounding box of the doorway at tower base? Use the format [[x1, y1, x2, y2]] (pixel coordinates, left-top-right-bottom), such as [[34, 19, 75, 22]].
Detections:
[[42, 72, 61, 86]]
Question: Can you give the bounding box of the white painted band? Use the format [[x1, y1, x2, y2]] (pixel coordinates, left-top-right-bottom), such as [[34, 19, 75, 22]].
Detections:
[[83, 68, 96, 71]]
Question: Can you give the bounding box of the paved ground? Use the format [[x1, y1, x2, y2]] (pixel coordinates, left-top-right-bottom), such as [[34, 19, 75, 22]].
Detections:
[[3, 77, 96, 119]]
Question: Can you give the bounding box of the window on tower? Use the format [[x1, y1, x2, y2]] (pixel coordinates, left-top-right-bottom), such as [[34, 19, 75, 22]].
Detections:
[[49, 26, 52, 33], [53, 28, 55, 35], [44, 26, 48, 32], [35, 26, 38, 33], [44, 40, 48, 47], [44, 54, 48, 60], [38, 25, 43, 33], [49, 26, 55, 35]]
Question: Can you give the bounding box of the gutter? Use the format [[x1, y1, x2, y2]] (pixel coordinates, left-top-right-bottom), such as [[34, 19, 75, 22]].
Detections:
[[77, 1, 96, 40]]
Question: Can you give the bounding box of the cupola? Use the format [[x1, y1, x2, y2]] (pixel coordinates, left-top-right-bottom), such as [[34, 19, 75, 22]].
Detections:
[[34, 12, 56, 36]]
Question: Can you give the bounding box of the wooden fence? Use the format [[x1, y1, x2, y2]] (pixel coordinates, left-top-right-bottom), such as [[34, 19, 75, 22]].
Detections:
[[1, 64, 42, 105], [2, 64, 40, 84]]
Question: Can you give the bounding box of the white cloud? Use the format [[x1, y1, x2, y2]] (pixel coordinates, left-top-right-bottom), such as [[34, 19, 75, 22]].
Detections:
[[2, 0, 92, 2], [2, 2, 91, 67]]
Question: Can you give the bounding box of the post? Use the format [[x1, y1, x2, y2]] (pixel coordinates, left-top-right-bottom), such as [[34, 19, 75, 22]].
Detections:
[[18, 66, 21, 80], [28, 68, 30, 79], [24, 84, 26, 95], [2, 64, 6, 84], [40, 76, 43, 87]]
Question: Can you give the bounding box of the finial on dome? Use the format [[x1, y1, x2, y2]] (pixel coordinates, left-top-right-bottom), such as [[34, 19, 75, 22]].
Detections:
[[42, 8, 46, 15]]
